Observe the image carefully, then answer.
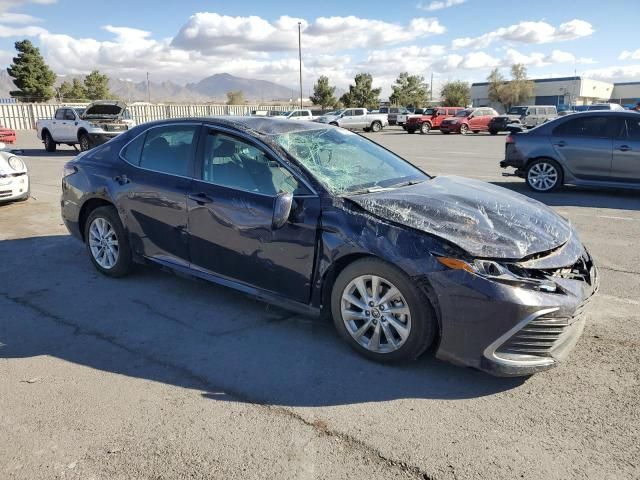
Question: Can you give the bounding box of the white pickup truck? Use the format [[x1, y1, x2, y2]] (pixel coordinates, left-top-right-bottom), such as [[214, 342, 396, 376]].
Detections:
[[36, 101, 134, 152], [320, 108, 388, 132], [278, 109, 314, 121]]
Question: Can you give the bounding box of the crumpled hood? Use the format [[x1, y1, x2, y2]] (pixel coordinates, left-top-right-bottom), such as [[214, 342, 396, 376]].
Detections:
[[346, 175, 572, 259], [82, 101, 127, 118]]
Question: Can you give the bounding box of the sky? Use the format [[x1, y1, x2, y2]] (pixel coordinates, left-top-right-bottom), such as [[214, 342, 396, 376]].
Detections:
[[0, 0, 639, 97]]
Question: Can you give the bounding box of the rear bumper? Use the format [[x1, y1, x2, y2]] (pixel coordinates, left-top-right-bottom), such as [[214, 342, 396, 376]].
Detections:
[[439, 124, 460, 133]]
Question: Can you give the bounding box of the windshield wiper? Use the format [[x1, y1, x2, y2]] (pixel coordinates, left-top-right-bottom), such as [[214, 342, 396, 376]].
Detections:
[[345, 180, 424, 196]]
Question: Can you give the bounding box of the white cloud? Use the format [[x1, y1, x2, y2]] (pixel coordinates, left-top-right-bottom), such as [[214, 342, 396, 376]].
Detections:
[[172, 13, 445, 54], [452, 19, 593, 49], [582, 64, 640, 82], [417, 0, 466, 11], [619, 49, 640, 61], [0, 12, 40, 23], [0, 23, 46, 36]]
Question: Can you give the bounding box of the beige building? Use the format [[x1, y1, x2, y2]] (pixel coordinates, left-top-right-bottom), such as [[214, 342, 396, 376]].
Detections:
[[471, 76, 640, 112]]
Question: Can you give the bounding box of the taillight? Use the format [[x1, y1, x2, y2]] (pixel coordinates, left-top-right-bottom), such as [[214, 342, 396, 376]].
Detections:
[[505, 135, 514, 144]]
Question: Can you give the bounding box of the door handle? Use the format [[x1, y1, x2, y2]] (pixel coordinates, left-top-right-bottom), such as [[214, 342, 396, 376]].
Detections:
[[554, 141, 567, 147], [114, 174, 130, 185], [188, 192, 214, 205], [617, 145, 631, 152]]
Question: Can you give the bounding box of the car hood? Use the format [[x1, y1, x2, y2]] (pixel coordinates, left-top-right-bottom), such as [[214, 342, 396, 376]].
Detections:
[[82, 101, 127, 119], [346, 175, 572, 259]]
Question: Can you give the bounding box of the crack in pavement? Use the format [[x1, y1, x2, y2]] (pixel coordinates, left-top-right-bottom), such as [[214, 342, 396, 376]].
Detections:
[[599, 266, 640, 276], [0, 290, 435, 480]]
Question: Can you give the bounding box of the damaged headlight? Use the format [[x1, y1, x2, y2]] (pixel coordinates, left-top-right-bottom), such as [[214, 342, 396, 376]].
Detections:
[[436, 257, 557, 293]]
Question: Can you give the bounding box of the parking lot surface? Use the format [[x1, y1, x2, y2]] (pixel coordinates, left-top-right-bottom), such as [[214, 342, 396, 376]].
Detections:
[[1, 128, 639, 480]]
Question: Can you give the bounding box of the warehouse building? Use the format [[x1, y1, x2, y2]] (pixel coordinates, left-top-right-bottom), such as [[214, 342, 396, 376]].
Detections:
[[471, 76, 640, 112]]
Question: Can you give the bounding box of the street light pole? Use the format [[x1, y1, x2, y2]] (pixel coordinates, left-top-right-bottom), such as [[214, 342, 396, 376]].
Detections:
[[298, 22, 303, 110], [146, 72, 151, 104]]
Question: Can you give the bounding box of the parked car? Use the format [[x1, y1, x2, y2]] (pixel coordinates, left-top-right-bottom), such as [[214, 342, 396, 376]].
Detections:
[[61, 116, 597, 376], [488, 105, 557, 134], [314, 110, 343, 124], [379, 107, 409, 125], [36, 101, 134, 152], [396, 108, 427, 127], [0, 125, 16, 144], [0, 145, 29, 202], [404, 107, 466, 134], [501, 111, 640, 192], [328, 108, 388, 132], [439, 108, 498, 135], [575, 103, 625, 112], [278, 109, 313, 121]]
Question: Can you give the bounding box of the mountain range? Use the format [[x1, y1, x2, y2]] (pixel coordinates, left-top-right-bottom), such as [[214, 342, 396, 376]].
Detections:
[[0, 71, 299, 103]]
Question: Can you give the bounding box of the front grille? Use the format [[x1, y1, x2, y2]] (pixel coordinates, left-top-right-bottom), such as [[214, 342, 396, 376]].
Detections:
[[497, 303, 586, 358]]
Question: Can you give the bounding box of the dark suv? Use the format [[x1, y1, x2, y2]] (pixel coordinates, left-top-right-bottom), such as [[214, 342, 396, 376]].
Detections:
[[489, 106, 557, 134]]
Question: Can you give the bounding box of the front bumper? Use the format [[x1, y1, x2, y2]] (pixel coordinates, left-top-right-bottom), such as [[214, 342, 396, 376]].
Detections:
[[429, 240, 598, 376], [0, 173, 29, 201], [439, 123, 460, 133], [88, 132, 121, 145]]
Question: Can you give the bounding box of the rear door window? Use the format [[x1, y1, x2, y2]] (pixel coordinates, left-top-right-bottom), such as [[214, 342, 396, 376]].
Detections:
[[354, 109, 364, 116], [553, 116, 615, 138], [136, 125, 199, 176]]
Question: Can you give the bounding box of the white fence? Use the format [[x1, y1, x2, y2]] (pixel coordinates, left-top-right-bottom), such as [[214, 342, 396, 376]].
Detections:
[[0, 103, 290, 130]]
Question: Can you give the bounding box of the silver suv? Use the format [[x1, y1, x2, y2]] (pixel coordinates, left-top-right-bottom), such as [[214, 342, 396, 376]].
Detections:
[[489, 105, 557, 134], [500, 111, 640, 192]]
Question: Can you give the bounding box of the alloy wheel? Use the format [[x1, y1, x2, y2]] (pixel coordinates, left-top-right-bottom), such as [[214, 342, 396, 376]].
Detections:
[[341, 274, 412, 354], [88, 217, 119, 269], [527, 162, 559, 191], [460, 124, 469, 135]]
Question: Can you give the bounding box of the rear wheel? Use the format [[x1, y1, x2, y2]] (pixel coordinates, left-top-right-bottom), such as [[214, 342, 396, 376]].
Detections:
[[331, 258, 436, 363], [525, 158, 563, 192], [420, 123, 431, 134], [370, 121, 382, 133], [84, 206, 133, 277], [459, 124, 469, 135], [43, 131, 56, 152]]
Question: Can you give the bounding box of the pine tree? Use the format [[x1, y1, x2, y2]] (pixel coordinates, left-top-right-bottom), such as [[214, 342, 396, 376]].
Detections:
[[7, 39, 56, 102], [58, 78, 88, 101], [310, 76, 337, 110], [389, 72, 429, 107], [440, 81, 470, 107], [340, 73, 381, 110], [84, 70, 112, 100]]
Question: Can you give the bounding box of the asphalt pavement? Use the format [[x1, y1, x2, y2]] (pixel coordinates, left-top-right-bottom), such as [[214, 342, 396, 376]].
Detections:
[[1, 128, 638, 480]]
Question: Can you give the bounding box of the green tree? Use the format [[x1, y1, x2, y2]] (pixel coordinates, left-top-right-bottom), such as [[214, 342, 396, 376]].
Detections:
[[503, 64, 534, 108], [487, 67, 508, 111], [7, 39, 56, 102], [226, 90, 245, 105], [84, 70, 112, 100], [310, 75, 337, 110], [340, 73, 381, 110], [58, 78, 87, 101], [440, 80, 470, 107], [388, 72, 429, 107]]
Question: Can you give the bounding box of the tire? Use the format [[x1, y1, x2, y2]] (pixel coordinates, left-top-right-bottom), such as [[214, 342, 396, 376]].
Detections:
[[459, 124, 469, 135], [331, 258, 437, 363], [84, 205, 133, 277], [43, 131, 56, 152], [420, 122, 431, 135], [79, 133, 92, 152], [407, 129, 416, 134], [525, 158, 563, 193], [489, 129, 498, 135], [370, 121, 382, 133]]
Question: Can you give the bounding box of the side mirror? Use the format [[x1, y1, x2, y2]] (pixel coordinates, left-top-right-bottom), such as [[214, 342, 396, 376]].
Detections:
[[272, 192, 293, 229]]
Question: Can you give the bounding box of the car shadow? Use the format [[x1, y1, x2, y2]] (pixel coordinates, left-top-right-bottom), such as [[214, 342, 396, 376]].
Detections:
[[491, 181, 640, 211], [16, 148, 78, 157], [0, 234, 525, 408]]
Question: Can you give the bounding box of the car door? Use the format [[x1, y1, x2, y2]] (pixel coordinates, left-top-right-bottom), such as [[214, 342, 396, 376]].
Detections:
[[550, 115, 615, 180], [116, 123, 201, 266], [187, 126, 321, 303], [63, 109, 78, 142], [468, 110, 482, 130], [611, 115, 640, 183], [352, 109, 366, 128], [339, 109, 355, 127], [51, 109, 66, 141]]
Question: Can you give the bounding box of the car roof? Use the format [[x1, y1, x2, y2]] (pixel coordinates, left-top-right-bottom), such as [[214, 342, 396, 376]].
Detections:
[[138, 116, 329, 136], [558, 110, 637, 117]]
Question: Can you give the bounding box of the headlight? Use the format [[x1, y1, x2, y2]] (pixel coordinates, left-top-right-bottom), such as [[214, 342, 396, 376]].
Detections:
[[88, 122, 101, 128], [436, 256, 557, 292], [8, 156, 25, 171]]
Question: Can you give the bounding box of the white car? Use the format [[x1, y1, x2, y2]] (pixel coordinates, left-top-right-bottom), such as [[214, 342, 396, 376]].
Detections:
[[0, 145, 29, 202], [278, 109, 314, 120]]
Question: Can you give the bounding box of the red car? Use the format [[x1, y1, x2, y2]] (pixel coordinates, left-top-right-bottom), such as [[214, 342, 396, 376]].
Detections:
[[439, 108, 498, 135], [0, 125, 16, 144], [404, 106, 466, 134]]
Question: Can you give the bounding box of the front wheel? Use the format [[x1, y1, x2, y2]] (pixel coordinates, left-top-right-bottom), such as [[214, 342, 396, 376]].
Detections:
[[370, 121, 382, 133], [459, 124, 469, 135], [331, 258, 436, 363], [84, 206, 133, 277], [526, 159, 563, 192], [79, 133, 92, 152]]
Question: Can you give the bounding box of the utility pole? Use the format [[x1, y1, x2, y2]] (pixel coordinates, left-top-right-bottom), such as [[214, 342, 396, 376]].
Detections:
[[146, 72, 151, 104], [298, 22, 303, 110], [430, 73, 434, 102]]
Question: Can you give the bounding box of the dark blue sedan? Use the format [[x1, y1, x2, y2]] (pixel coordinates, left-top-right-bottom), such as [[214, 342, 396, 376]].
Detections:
[[61, 117, 597, 375]]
